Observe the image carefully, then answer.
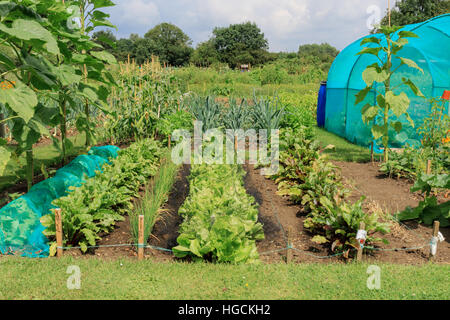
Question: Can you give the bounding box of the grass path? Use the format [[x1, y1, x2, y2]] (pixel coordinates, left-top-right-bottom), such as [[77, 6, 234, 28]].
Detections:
[[315, 127, 371, 163], [0, 257, 448, 300]]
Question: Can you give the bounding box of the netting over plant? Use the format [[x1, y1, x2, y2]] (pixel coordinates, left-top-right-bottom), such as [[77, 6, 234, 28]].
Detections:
[[0, 146, 120, 258]]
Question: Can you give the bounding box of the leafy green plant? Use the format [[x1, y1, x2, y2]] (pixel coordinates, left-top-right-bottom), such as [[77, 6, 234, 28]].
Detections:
[[156, 110, 193, 142], [41, 139, 164, 255], [173, 164, 264, 264], [304, 197, 390, 253], [0, 0, 116, 187], [188, 96, 223, 130], [418, 96, 450, 151], [222, 98, 252, 130], [355, 26, 424, 162], [397, 173, 450, 227], [251, 95, 284, 135], [274, 128, 348, 215], [269, 127, 389, 256]]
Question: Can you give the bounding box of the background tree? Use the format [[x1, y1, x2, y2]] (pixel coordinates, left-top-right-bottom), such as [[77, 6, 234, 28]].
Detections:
[[379, 0, 449, 28], [144, 23, 193, 66], [298, 43, 339, 64], [211, 22, 269, 68], [190, 40, 219, 67]]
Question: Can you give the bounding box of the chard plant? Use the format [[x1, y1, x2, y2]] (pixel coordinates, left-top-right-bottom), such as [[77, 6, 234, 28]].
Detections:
[[355, 26, 424, 162]]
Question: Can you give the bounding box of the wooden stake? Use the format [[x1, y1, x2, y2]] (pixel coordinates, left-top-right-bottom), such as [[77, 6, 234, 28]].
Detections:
[[371, 142, 374, 164], [388, 0, 391, 27], [168, 134, 171, 149], [356, 222, 366, 262], [286, 227, 293, 264], [138, 215, 144, 260], [55, 208, 63, 258], [430, 221, 440, 260], [427, 159, 432, 175]]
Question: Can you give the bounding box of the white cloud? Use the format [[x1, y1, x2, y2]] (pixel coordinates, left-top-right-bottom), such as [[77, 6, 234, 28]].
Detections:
[[109, 0, 161, 37], [104, 0, 394, 51]]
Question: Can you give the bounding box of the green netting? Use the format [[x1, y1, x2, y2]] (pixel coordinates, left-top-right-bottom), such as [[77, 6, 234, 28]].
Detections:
[[325, 14, 450, 149], [0, 145, 120, 258]]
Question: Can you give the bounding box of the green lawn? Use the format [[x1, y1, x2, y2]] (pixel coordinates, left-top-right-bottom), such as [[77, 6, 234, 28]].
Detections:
[[0, 257, 448, 300], [0, 133, 88, 192], [315, 127, 371, 163]]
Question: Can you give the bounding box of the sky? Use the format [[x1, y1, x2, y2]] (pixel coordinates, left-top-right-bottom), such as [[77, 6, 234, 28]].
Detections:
[[102, 0, 395, 52]]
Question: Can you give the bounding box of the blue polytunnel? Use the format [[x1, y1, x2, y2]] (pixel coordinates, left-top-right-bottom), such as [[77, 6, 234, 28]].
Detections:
[[325, 14, 450, 148]]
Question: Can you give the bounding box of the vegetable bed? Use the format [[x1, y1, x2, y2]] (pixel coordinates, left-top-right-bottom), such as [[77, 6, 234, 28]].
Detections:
[[173, 164, 264, 263]]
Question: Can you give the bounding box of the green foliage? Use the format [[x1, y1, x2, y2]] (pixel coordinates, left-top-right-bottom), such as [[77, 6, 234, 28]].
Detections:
[[156, 110, 193, 140], [251, 95, 285, 134], [187, 96, 223, 130], [304, 197, 390, 252], [222, 98, 253, 130], [41, 139, 164, 254], [252, 64, 290, 85], [0, 0, 116, 181], [418, 97, 450, 150], [144, 23, 194, 66], [173, 165, 264, 263], [380, 145, 449, 179], [356, 26, 423, 162], [130, 157, 179, 244], [105, 65, 182, 143], [278, 92, 317, 132], [378, 0, 450, 30], [190, 40, 219, 67], [398, 173, 450, 226], [211, 22, 269, 68], [298, 43, 339, 67], [274, 128, 347, 215], [269, 127, 389, 254]]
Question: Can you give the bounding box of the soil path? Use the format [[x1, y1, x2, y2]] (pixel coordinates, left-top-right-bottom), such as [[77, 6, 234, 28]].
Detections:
[[333, 161, 423, 213], [244, 164, 340, 264]]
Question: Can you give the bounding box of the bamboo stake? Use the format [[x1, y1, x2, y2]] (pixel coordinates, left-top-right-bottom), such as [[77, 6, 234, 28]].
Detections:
[[138, 215, 144, 260], [388, 0, 391, 27], [427, 159, 432, 175], [371, 142, 374, 164], [55, 208, 63, 258]]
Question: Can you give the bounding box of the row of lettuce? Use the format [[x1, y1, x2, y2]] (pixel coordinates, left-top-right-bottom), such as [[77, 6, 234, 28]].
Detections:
[[173, 165, 264, 263]]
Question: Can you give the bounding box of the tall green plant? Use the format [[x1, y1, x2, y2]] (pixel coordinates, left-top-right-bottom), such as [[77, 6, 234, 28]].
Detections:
[[0, 1, 117, 185], [355, 26, 424, 162], [71, 0, 117, 147]]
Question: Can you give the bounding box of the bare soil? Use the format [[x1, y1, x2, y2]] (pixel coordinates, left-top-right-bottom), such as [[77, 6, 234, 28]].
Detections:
[[48, 161, 450, 264], [244, 162, 448, 265], [63, 164, 191, 260]]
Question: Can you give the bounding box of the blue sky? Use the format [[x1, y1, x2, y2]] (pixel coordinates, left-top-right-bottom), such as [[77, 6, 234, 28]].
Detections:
[[102, 0, 394, 51]]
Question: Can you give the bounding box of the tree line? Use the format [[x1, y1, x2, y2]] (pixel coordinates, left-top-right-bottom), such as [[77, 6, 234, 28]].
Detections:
[[93, 22, 339, 69], [93, 0, 449, 68]]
